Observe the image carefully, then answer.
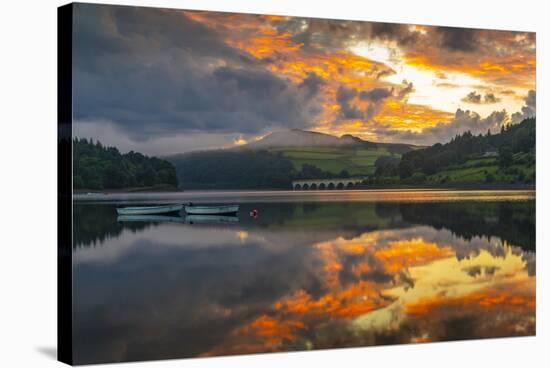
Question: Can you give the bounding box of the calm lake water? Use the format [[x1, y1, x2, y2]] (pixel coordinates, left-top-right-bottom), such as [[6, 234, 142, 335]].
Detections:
[[72, 190, 536, 364]]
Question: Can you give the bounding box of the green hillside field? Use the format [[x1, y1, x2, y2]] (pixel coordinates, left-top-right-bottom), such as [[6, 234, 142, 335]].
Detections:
[[268, 146, 398, 176], [428, 152, 535, 184], [368, 151, 535, 186]]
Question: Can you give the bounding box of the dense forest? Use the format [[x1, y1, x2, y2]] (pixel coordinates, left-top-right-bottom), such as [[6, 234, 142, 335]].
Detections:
[[168, 150, 347, 189], [369, 117, 535, 185], [73, 138, 178, 190]]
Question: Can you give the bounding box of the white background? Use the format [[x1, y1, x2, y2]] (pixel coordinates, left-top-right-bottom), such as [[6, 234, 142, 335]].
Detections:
[[0, 0, 547, 367]]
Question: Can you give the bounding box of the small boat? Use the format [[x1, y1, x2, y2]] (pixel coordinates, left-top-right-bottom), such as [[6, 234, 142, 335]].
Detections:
[[116, 204, 184, 215], [184, 204, 239, 215], [117, 215, 185, 223], [185, 215, 239, 224]]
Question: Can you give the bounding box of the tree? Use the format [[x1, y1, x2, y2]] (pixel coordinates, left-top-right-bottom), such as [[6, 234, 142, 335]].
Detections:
[[498, 146, 513, 168], [398, 160, 414, 179], [73, 138, 178, 190], [339, 169, 350, 178]]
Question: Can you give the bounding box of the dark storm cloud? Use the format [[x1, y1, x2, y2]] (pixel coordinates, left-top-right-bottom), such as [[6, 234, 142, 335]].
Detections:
[[336, 86, 362, 119], [299, 72, 326, 97], [282, 18, 419, 54], [337, 85, 408, 122], [360, 87, 394, 121], [370, 22, 420, 45], [359, 87, 393, 102], [73, 4, 323, 140], [73, 4, 241, 73], [437, 26, 479, 52], [336, 85, 393, 121]]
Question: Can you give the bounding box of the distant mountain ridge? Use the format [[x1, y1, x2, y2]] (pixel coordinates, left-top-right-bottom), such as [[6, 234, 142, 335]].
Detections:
[[239, 129, 418, 153], [242, 129, 351, 149]]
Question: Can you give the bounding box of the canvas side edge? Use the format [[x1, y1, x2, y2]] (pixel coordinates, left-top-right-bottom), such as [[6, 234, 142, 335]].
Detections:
[[58, 3, 74, 366]]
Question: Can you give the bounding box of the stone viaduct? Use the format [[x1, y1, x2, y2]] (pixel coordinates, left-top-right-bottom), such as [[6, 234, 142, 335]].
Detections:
[[292, 178, 363, 190]]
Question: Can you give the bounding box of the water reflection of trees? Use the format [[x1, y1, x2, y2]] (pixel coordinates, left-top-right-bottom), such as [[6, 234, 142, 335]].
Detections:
[[73, 200, 535, 251], [73, 204, 158, 248], [398, 201, 535, 251], [243, 201, 535, 251]]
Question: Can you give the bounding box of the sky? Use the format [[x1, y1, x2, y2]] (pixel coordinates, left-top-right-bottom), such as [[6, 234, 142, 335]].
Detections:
[[73, 3, 536, 156]]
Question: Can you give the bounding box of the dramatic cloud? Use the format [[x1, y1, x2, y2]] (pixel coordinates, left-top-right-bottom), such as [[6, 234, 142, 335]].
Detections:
[[336, 87, 362, 120], [359, 87, 393, 102], [436, 27, 479, 52], [336, 86, 395, 122], [72, 4, 535, 152], [73, 4, 324, 143], [336, 82, 417, 123]]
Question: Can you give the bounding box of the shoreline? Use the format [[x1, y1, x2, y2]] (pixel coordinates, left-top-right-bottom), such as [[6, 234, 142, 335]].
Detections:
[[73, 187, 535, 204], [74, 183, 535, 195], [354, 183, 535, 191], [74, 185, 179, 194]]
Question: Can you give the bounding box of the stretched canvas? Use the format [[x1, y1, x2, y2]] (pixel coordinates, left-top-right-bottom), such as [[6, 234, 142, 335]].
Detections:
[[58, 2, 536, 365]]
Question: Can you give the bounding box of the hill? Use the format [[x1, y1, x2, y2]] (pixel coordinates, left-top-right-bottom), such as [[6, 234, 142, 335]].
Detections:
[[167, 130, 419, 189], [238, 130, 419, 177], [241, 129, 417, 153], [368, 117, 535, 186], [73, 138, 178, 190]]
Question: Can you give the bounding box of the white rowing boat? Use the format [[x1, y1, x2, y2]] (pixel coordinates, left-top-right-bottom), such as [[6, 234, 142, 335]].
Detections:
[[116, 204, 184, 215], [184, 204, 239, 215]]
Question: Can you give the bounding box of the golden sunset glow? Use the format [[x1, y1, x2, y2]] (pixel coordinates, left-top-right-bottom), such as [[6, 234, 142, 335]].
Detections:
[[182, 11, 535, 143]]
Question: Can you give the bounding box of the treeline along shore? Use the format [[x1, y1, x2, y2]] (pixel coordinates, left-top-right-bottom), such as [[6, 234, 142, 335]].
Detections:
[[73, 138, 178, 191]]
